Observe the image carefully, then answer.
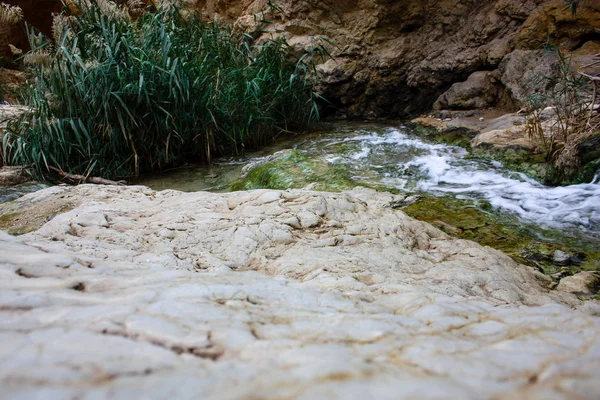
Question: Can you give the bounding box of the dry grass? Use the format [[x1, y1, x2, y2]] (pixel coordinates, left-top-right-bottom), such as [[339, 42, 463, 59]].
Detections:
[[0, 3, 23, 25]]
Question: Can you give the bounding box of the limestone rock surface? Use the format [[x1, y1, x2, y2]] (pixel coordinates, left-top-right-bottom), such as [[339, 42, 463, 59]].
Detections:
[[1, 185, 600, 399], [557, 272, 600, 296]]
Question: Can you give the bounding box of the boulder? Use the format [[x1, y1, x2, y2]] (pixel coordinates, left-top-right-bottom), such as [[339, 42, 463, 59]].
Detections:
[[433, 70, 507, 110], [499, 49, 558, 107], [0, 166, 30, 186], [557, 271, 600, 295], [470, 113, 531, 149]]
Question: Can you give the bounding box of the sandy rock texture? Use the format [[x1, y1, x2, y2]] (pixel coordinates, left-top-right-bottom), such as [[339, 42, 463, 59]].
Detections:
[[1, 185, 600, 399], [412, 111, 533, 150]]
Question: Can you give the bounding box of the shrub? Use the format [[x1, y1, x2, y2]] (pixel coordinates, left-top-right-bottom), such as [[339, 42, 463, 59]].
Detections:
[[2, 0, 320, 179], [525, 48, 599, 182]]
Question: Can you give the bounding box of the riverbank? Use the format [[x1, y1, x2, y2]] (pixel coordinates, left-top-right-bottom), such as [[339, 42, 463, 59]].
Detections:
[[413, 109, 600, 185]]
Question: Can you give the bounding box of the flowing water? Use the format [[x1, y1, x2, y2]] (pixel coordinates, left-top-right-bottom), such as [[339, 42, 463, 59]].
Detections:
[[329, 128, 600, 238], [0, 183, 48, 204]]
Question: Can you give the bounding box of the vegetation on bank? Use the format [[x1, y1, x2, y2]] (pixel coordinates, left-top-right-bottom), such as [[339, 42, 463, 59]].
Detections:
[[524, 47, 600, 184], [2, 0, 321, 179]]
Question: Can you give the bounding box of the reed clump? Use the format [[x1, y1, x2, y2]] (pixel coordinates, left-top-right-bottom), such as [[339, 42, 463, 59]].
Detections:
[[525, 49, 600, 183], [2, 0, 320, 179]]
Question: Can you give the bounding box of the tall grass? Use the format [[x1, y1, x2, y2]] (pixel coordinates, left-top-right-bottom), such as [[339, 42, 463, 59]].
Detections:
[[2, 0, 320, 179]]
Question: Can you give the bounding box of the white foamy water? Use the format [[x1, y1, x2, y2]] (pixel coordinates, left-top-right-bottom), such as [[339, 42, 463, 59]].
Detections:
[[335, 128, 600, 236]]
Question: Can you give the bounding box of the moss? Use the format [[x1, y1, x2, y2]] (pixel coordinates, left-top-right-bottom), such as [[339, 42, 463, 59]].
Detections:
[[573, 158, 600, 184], [0, 200, 74, 235], [229, 150, 362, 192], [228, 148, 391, 193], [230, 163, 296, 191], [408, 123, 476, 149], [0, 212, 26, 234], [401, 195, 599, 275], [465, 143, 558, 184]]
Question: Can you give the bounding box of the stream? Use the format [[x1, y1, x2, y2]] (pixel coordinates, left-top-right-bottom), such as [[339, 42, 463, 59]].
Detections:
[[2, 122, 599, 271]]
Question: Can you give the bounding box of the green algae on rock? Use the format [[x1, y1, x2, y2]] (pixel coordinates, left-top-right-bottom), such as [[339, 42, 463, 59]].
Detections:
[[400, 195, 600, 277], [0, 187, 76, 235], [230, 149, 383, 192]]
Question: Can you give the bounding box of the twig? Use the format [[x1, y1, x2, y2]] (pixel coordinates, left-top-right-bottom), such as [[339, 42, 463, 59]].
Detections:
[[579, 71, 600, 81], [49, 166, 126, 186]]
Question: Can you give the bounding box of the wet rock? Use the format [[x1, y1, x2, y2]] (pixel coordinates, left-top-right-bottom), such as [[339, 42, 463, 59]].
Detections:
[[1, 185, 599, 398], [553, 250, 572, 266], [385, 195, 421, 209], [239, 149, 296, 178], [577, 133, 600, 166]]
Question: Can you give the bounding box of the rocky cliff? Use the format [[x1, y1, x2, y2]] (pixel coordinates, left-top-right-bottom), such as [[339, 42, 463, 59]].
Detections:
[[195, 0, 600, 118]]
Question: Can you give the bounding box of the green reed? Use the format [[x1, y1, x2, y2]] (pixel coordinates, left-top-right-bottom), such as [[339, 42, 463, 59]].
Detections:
[[2, 1, 319, 179]]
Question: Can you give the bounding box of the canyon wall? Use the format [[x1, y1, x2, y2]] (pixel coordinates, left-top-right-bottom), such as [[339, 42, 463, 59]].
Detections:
[[196, 0, 600, 118]]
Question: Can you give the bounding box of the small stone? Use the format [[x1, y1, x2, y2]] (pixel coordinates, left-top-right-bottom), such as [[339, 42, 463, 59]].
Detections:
[[553, 250, 571, 266], [556, 272, 600, 295], [436, 110, 452, 119]]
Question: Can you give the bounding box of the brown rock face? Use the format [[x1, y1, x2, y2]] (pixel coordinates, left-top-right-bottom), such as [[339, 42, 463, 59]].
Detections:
[[433, 70, 511, 110], [195, 0, 600, 118], [196, 0, 550, 118], [514, 0, 600, 50], [0, 0, 62, 60]]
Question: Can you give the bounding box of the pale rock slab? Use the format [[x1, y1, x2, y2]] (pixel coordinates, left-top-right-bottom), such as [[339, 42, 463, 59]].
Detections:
[[0, 185, 599, 399]]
